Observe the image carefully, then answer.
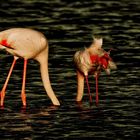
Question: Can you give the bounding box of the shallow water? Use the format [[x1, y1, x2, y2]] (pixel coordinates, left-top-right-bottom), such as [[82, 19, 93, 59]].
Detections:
[[0, 0, 139, 139]]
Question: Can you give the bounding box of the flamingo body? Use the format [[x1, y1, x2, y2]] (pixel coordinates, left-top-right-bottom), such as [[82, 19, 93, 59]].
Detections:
[[0, 28, 60, 107], [0, 28, 46, 60]]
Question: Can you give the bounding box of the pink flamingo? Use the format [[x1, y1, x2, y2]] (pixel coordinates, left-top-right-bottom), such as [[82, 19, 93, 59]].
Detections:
[[0, 28, 60, 107], [74, 37, 117, 105]]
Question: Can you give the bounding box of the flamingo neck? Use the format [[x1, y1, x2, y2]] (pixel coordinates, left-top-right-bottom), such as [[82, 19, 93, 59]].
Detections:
[[35, 49, 60, 105]]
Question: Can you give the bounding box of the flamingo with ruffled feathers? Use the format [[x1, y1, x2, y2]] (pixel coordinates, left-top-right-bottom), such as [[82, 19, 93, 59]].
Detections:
[[0, 28, 60, 108], [74, 37, 117, 105]]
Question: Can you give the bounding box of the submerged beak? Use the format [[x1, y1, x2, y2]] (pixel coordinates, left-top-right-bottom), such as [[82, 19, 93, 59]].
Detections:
[[0, 45, 6, 50]]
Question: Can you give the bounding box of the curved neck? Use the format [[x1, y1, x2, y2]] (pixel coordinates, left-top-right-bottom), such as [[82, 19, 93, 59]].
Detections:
[[35, 48, 60, 105]]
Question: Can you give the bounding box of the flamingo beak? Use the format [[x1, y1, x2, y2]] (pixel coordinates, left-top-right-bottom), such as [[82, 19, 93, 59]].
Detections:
[[105, 69, 110, 75]]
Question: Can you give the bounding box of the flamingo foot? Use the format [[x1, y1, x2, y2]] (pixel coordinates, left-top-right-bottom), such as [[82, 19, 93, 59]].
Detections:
[[21, 105, 26, 109], [0, 92, 2, 109], [0, 105, 4, 110], [20, 105, 27, 113], [0, 91, 6, 107], [76, 101, 83, 110], [76, 100, 83, 107], [89, 101, 93, 107], [21, 92, 27, 107], [95, 101, 99, 107]]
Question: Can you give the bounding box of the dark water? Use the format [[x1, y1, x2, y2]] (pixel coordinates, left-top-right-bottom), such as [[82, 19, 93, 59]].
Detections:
[[0, 0, 139, 139]]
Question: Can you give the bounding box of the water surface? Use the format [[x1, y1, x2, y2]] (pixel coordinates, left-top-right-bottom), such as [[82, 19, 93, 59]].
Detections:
[[0, 0, 139, 139]]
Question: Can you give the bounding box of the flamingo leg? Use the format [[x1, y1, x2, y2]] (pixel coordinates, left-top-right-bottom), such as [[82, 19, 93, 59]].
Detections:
[[76, 70, 84, 102], [95, 74, 99, 106], [85, 75, 92, 103], [21, 59, 27, 107], [0, 57, 18, 107]]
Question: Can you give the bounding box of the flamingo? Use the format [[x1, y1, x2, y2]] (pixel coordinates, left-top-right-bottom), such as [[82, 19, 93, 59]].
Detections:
[[74, 37, 117, 105], [0, 28, 60, 107]]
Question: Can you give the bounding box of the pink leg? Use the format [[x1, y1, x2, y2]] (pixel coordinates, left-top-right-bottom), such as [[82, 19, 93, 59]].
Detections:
[[21, 59, 27, 107], [0, 57, 17, 107], [95, 74, 99, 106], [85, 75, 92, 103]]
